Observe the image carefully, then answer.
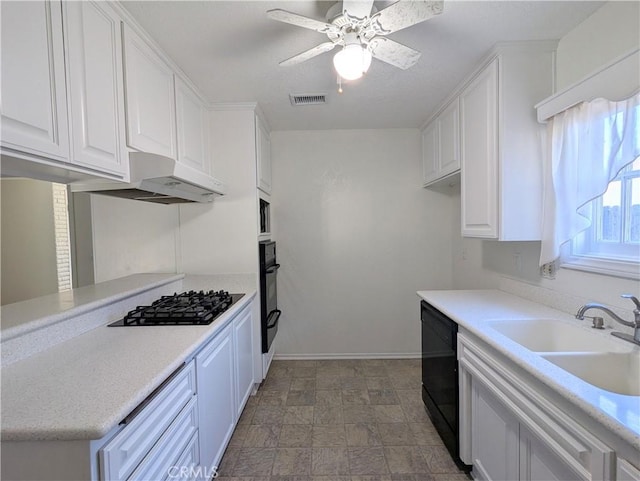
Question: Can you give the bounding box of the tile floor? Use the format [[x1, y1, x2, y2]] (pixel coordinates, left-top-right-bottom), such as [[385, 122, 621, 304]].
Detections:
[[216, 359, 471, 481]]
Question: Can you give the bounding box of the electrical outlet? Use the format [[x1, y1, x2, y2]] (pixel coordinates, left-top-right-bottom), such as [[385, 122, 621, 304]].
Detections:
[[541, 261, 556, 279]]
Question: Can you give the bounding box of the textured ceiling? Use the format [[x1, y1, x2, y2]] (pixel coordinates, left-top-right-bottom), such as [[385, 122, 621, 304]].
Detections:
[[122, 0, 605, 131]]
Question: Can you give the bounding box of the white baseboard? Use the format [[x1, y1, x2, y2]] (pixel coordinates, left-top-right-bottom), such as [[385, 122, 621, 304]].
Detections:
[[273, 352, 421, 361]]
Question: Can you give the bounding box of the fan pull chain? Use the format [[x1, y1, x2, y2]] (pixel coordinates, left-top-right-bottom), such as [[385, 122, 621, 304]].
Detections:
[[337, 75, 343, 94]]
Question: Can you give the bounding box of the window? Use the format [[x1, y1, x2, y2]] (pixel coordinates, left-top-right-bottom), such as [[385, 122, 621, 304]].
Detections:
[[564, 157, 640, 279]]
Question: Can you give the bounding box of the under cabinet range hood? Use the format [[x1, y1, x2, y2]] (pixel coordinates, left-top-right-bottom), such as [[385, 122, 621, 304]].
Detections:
[[70, 152, 226, 204]]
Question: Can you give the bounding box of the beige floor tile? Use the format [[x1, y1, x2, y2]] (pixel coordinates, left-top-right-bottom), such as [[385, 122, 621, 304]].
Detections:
[[232, 447, 276, 476], [384, 446, 430, 474], [228, 424, 249, 447], [377, 423, 416, 446], [355, 365, 388, 377], [348, 447, 389, 475], [341, 377, 368, 390], [422, 446, 461, 474], [243, 424, 281, 447], [350, 476, 393, 481], [314, 405, 344, 424], [312, 425, 347, 446], [401, 404, 431, 423], [272, 448, 312, 475], [311, 447, 350, 475], [262, 377, 292, 392], [316, 376, 344, 390], [291, 378, 317, 391], [389, 376, 420, 391], [280, 424, 313, 447], [342, 405, 374, 423], [342, 389, 370, 405], [217, 446, 241, 476], [316, 390, 343, 406], [372, 405, 406, 423], [365, 377, 390, 390], [283, 406, 315, 424], [408, 423, 443, 446], [292, 367, 317, 378], [252, 405, 285, 425], [260, 390, 289, 406], [287, 389, 317, 406], [310, 476, 350, 481], [395, 390, 424, 407], [238, 404, 257, 425], [345, 423, 382, 447], [368, 389, 400, 405]]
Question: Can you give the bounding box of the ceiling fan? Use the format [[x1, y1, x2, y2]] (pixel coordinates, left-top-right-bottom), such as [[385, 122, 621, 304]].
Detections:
[[267, 0, 444, 81]]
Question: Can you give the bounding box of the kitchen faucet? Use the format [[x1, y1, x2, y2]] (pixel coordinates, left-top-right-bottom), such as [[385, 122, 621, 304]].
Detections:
[[575, 294, 640, 346]]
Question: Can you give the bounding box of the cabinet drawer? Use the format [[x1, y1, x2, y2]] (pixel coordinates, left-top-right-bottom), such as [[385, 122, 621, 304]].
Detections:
[[168, 430, 200, 481], [100, 361, 196, 481], [129, 396, 199, 481]]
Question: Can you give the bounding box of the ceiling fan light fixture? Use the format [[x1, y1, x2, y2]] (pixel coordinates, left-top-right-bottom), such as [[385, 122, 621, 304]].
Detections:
[[333, 43, 372, 80]]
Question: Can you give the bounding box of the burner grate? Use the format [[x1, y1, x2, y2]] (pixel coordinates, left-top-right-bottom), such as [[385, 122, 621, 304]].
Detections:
[[110, 290, 243, 327]]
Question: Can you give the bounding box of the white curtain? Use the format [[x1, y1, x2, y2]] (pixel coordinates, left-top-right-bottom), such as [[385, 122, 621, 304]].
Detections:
[[539, 93, 640, 266]]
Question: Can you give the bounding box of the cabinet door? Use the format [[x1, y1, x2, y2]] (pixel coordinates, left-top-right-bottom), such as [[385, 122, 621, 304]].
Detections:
[[421, 121, 438, 185], [197, 323, 236, 474], [63, 1, 127, 177], [234, 305, 254, 418], [471, 380, 519, 481], [519, 425, 585, 481], [175, 76, 209, 173], [0, 1, 69, 161], [256, 117, 272, 194], [123, 24, 177, 159], [438, 99, 460, 177], [618, 459, 640, 481], [460, 59, 498, 238]]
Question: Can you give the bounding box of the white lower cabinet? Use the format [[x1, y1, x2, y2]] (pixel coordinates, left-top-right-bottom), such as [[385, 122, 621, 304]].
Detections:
[[234, 303, 255, 418], [197, 322, 236, 477], [100, 361, 197, 481], [459, 331, 618, 481], [471, 380, 519, 481]]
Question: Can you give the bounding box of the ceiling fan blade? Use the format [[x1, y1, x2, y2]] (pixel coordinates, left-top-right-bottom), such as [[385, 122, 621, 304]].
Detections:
[[369, 37, 421, 70], [279, 42, 337, 67], [342, 0, 375, 21], [371, 0, 443, 35], [267, 9, 338, 34]]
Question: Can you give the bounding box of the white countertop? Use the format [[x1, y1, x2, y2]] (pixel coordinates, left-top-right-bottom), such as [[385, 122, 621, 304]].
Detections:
[[417, 289, 640, 450], [1, 274, 257, 442]]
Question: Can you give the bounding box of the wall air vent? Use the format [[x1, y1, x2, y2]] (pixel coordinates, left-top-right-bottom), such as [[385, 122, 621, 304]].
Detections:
[[289, 94, 327, 106]]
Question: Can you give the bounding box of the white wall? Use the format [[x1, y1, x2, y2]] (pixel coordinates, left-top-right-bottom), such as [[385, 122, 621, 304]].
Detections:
[[179, 108, 259, 275], [1, 178, 58, 304], [451, 1, 640, 314], [89, 195, 179, 282], [271, 129, 455, 357]]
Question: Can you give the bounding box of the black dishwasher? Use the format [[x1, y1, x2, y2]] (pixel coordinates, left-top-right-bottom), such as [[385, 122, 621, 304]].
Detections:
[[421, 300, 471, 472]]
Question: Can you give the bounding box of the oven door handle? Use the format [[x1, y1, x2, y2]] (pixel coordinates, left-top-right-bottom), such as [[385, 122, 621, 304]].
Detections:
[[266, 309, 281, 329], [265, 264, 281, 274]]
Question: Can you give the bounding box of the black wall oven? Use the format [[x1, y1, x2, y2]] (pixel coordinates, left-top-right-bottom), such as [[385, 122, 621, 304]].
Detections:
[[421, 300, 471, 472], [259, 241, 281, 353]]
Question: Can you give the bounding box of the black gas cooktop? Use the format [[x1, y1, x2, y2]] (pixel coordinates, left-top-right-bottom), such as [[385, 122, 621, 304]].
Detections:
[[108, 290, 244, 326]]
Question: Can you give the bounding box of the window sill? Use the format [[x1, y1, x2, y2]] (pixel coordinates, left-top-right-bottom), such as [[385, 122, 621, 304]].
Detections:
[[560, 253, 640, 280]]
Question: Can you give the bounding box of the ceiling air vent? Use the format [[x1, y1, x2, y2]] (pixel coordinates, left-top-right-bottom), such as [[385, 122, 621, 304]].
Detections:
[[290, 93, 327, 106]]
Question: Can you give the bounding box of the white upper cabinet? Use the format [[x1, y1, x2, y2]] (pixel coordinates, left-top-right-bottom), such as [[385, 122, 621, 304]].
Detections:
[[123, 24, 177, 160], [422, 99, 460, 186], [460, 44, 555, 240], [63, 1, 127, 176], [1, 1, 69, 161], [256, 115, 272, 194], [175, 75, 210, 173], [460, 60, 499, 238]]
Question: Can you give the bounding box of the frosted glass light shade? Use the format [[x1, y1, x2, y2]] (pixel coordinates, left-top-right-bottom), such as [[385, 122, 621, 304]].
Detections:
[[333, 44, 372, 80]]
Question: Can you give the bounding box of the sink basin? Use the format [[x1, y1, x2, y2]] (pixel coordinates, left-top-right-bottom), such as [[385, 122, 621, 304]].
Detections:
[[542, 352, 640, 396], [487, 319, 627, 352]]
